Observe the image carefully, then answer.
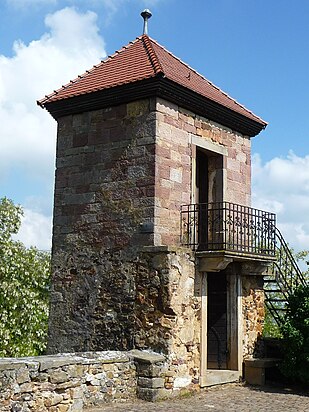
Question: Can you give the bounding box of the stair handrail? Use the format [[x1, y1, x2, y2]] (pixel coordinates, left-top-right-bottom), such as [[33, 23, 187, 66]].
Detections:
[[264, 227, 307, 327], [264, 226, 307, 326], [272, 227, 307, 292]]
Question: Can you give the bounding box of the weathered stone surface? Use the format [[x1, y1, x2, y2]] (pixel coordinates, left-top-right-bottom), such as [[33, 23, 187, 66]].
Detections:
[[0, 360, 32, 371], [137, 377, 165, 389], [45, 93, 263, 404], [16, 369, 30, 385], [242, 275, 265, 358], [130, 350, 165, 364], [19, 383, 32, 393], [39, 355, 78, 371], [49, 95, 252, 355], [49, 369, 69, 384], [136, 387, 171, 402], [44, 393, 63, 407], [0, 352, 137, 412]]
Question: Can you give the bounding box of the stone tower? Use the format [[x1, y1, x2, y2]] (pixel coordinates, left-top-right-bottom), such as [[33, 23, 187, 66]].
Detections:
[[39, 34, 274, 388]]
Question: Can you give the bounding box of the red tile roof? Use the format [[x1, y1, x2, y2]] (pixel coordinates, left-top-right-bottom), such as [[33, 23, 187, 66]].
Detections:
[[38, 35, 266, 126]]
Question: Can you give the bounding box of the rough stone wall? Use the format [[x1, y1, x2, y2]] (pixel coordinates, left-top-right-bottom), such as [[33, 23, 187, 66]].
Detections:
[[0, 352, 136, 412], [134, 248, 201, 386], [0, 350, 199, 410], [50, 244, 200, 383], [242, 276, 265, 358]]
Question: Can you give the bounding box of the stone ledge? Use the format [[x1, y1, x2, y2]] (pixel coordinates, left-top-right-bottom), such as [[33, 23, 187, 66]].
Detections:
[[201, 370, 240, 387], [0, 351, 130, 372], [244, 357, 281, 386], [140, 246, 193, 254], [40, 351, 130, 370], [244, 357, 281, 368], [129, 350, 165, 364], [196, 250, 276, 264], [0, 360, 36, 371]]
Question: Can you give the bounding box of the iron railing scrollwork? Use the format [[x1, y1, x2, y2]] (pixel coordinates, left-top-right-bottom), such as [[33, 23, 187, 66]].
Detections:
[[180, 202, 276, 257]]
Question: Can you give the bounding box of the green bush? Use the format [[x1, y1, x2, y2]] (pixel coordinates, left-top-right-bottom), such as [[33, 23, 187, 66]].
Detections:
[[280, 284, 309, 385], [0, 197, 50, 357], [263, 307, 282, 338]]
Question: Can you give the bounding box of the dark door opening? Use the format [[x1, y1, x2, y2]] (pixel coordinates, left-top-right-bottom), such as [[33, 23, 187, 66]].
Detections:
[[207, 273, 228, 369], [196, 149, 208, 204], [196, 149, 208, 249]]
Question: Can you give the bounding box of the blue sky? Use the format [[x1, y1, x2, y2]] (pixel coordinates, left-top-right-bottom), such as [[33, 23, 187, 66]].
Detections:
[[1, 0, 309, 251]]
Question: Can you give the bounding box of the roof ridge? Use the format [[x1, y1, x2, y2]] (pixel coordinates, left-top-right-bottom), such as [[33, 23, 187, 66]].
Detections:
[[148, 37, 266, 124], [141, 34, 164, 75], [38, 37, 142, 106]]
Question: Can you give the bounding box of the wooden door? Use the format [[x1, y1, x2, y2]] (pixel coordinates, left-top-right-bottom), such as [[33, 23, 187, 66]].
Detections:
[[207, 273, 228, 369]]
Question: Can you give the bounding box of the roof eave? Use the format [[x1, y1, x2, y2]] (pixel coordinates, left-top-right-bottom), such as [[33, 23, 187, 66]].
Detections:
[[159, 78, 267, 137], [41, 76, 266, 137]]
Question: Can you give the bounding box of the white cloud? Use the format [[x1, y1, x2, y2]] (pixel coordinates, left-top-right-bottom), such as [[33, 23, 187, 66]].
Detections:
[[14, 208, 52, 251], [0, 6, 106, 249], [0, 7, 105, 182], [252, 152, 309, 251]]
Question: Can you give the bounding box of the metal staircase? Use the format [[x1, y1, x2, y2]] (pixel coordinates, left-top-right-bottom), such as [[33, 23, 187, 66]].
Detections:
[[180, 201, 307, 327], [264, 227, 307, 326]]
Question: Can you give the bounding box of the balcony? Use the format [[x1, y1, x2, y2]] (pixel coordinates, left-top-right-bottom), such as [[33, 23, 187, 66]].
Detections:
[[180, 202, 276, 259]]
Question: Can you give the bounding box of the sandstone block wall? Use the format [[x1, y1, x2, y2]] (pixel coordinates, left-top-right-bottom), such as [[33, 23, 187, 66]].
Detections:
[[49, 99, 157, 353], [154, 98, 251, 244], [154, 100, 192, 246], [53, 99, 156, 252]]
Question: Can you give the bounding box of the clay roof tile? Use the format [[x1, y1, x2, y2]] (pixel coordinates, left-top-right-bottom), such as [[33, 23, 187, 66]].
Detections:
[[38, 35, 266, 127]]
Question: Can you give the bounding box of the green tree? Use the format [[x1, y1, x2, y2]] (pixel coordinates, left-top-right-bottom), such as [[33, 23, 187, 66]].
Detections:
[[263, 248, 309, 338], [295, 249, 309, 282], [0, 197, 50, 357], [280, 284, 309, 385]]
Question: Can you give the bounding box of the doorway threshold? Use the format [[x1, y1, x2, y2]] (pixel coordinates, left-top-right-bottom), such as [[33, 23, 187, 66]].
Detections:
[[201, 370, 240, 387]]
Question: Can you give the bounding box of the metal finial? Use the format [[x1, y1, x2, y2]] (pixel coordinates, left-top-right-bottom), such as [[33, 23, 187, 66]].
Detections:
[[141, 9, 152, 35]]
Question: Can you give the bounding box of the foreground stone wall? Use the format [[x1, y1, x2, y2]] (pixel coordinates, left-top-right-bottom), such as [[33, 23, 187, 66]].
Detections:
[[0, 352, 136, 412], [0, 350, 199, 410]]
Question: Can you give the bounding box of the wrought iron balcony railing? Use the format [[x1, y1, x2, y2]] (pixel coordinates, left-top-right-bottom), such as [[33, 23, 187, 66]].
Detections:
[[180, 202, 276, 257]]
